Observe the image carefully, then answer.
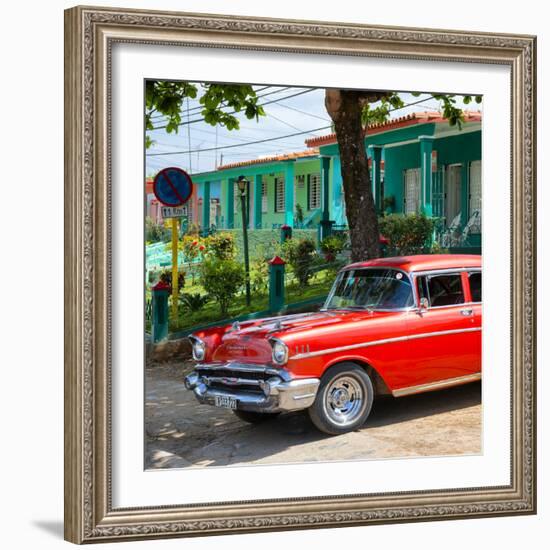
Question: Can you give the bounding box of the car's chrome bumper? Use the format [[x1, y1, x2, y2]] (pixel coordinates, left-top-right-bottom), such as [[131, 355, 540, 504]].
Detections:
[[184, 362, 320, 413]]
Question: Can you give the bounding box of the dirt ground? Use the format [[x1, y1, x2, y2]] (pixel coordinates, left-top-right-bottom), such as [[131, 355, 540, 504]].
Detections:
[[145, 360, 482, 469]]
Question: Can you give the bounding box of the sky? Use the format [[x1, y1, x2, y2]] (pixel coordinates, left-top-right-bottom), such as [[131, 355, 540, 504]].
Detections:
[[145, 84, 481, 177]]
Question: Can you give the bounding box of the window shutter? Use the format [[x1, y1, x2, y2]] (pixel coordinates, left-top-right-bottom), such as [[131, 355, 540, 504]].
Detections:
[[306, 174, 311, 210]]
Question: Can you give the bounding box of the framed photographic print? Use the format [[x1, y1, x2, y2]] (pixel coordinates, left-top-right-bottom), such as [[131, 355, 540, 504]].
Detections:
[[64, 5, 536, 544]]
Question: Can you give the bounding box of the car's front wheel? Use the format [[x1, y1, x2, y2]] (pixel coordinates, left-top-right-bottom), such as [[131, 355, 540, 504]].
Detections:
[[308, 362, 374, 435], [232, 410, 280, 424]]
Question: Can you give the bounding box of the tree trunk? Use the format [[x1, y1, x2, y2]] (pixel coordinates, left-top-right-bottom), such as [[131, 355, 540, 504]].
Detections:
[[325, 89, 383, 262]]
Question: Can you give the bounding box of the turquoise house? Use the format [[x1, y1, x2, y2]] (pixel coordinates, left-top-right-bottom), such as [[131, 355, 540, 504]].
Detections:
[[189, 111, 482, 244]]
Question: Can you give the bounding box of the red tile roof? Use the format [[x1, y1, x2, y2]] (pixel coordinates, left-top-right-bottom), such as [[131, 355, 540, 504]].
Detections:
[[304, 110, 482, 148], [217, 149, 319, 171]]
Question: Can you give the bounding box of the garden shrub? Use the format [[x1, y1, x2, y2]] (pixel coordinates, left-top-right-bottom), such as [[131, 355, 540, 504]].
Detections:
[[281, 238, 317, 288], [180, 292, 209, 312], [200, 257, 244, 316], [204, 232, 236, 260], [158, 269, 185, 292], [145, 216, 170, 243], [181, 235, 204, 260], [320, 234, 346, 262], [378, 213, 436, 255], [185, 222, 201, 236], [180, 235, 205, 284], [250, 243, 272, 294]]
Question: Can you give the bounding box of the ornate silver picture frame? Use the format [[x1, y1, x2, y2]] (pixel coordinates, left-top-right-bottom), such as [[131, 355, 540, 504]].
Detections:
[[64, 5, 536, 544]]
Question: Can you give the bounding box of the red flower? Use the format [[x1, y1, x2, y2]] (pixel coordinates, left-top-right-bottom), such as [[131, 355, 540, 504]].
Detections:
[[192, 240, 198, 246], [199, 245, 205, 251]]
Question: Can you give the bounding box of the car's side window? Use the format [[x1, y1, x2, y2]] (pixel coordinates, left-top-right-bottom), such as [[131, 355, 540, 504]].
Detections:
[[468, 271, 482, 303], [417, 276, 429, 304], [417, 273, 465, 307]]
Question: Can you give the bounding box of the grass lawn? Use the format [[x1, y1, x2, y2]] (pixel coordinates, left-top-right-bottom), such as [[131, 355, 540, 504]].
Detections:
[[163, 267, 336, 334]]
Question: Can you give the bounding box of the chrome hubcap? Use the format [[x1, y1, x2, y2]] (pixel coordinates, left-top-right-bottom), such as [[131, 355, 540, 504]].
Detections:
[[323, 375, 366, 426]]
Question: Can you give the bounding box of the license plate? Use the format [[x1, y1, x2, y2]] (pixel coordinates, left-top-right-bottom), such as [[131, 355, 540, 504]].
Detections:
[[214, 395, 237, 410]]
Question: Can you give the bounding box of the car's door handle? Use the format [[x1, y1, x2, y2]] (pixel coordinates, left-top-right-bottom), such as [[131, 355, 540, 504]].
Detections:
[[460, 308, 473, 316]]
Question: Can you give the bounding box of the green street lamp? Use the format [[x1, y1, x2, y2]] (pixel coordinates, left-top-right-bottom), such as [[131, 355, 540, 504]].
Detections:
[[237, 175, 251, 306]]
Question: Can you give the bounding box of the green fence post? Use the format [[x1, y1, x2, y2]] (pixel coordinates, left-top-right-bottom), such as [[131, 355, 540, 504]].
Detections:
[[269, 256, 286, 313], [152, 280, 170, 343]]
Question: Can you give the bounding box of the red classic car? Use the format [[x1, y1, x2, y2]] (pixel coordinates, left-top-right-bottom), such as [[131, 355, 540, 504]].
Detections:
[[184, 254, 482, 435]]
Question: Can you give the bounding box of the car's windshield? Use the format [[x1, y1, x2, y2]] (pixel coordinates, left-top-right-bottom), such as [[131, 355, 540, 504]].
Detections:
[[323, 268, 414, 310]]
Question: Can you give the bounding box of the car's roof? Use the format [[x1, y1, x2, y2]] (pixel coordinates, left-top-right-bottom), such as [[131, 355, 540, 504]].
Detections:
[[343, 254, 482, 273]]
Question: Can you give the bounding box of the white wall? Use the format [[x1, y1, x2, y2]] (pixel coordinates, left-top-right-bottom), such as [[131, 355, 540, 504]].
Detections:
[[0, 0, 546, 548]]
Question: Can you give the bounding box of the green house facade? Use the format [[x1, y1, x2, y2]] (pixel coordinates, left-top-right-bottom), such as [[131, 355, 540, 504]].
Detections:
[[190, 111, 482, 243]]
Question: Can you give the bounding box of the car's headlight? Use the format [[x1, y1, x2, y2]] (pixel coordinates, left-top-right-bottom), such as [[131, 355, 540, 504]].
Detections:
[[189, 336, 206, 361], [270, 338, 289, 365]]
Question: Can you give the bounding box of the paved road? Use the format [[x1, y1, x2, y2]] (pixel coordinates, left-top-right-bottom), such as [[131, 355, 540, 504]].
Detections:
[[145, 361, 481, 469]]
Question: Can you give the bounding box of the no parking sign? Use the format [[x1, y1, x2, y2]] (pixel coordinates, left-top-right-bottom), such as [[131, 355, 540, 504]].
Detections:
[[152, 167, 193, 207]]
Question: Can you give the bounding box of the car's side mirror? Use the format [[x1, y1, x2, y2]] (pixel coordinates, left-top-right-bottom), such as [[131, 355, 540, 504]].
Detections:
[[417, 297, 429, 315]]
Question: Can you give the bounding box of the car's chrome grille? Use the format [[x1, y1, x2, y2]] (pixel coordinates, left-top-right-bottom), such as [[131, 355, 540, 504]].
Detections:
[[195, 367, 268, 381], [207, 381, 264, 394], [194, 364, 286, 396]]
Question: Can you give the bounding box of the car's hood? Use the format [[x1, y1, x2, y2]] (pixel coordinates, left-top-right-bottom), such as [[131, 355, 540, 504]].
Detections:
[[238, 311, 346, 335], [210, 309, 399, 363]]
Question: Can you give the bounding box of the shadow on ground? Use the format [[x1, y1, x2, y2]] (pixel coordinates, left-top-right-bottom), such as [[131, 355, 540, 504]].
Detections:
[[145, 362, 482, 470]]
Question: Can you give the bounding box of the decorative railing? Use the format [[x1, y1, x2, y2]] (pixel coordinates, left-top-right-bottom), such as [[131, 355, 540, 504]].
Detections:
[[435, 210, 481, 249], [295, 208, 322, 229]]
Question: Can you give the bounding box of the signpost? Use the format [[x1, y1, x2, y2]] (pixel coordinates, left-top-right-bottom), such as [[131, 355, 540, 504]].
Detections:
[[152, 168, 194, 321]]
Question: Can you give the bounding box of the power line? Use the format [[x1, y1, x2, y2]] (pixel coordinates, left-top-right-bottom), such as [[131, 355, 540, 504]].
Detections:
[[263, 110, 317, 135], [150, 114, 323, 150], [146, 125, 329, 157], [146, 95, 435, 158], [153, 125, 302, 146], [274, 102, 331, 122], [149, 88, 317, 131], [150, 131, 314, 152]]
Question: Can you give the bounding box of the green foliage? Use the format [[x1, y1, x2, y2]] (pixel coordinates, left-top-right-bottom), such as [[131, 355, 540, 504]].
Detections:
[[145, 216, 170, 243], [199, 84, 266, 130], [179, 235, 205, 284], [200, 258, 245, 316], [184, 222, 201, 236], [411, 92, 482, 129], [180, 235, 205, 261], [145, 81, 266, 147], [250, 243, 272, 294], [430, 241, 447, 255], [166, 263, 337, 334], [281, 238, 317, 288], [145, 81, 198, 134], [180, 292, 209, 313], [361, 92, 481, 130], [361, 94, 405, 126], [320, 234, 345, 262], [378, 214, 436, 255], [158, 269, 185, 292], [204, 232, 236, 260]]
